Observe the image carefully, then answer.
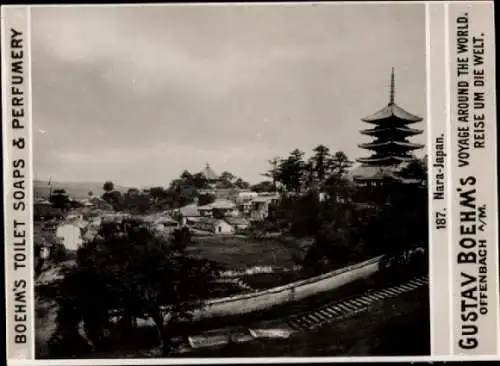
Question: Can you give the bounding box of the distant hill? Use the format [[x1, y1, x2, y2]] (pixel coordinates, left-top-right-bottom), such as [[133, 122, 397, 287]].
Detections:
[[34, 180, 130, 200]]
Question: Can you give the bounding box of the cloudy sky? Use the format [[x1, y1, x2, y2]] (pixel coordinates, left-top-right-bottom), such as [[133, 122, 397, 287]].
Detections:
[[32, 3, 426, 188]]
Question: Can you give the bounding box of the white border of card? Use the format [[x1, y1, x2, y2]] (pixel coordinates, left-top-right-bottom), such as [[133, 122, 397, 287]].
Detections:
[[2, 1, 498, 364]]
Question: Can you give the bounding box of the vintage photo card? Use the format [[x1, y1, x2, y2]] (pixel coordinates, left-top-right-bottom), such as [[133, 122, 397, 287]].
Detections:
[[1, 1, 498, 364]]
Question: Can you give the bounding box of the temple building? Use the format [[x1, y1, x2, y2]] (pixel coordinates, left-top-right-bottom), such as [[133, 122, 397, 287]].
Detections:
[[201, 163, 219, 188], [352, 68, 424, 186]]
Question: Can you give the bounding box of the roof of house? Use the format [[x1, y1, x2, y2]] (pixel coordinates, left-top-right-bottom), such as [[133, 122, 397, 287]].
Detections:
[[197, 198, 236, 210], [225, 217, 250, 226], [252, 195, 278, 203], [194, 217, 228, 226], [153, 216, 179, 225], [143, 211, 171, 223], [238, 191, 258, 196], [178, 203, 202, 217]]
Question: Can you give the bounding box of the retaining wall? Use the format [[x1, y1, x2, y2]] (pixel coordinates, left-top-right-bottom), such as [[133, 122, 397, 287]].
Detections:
[[192, 255, 383, 320]]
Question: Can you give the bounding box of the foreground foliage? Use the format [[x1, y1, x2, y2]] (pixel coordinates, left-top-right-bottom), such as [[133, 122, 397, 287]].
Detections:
[[44, 219, 220, 357]]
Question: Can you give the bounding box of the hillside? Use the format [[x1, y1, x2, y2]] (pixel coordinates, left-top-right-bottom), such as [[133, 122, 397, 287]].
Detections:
[[34, 180, 130, 200]]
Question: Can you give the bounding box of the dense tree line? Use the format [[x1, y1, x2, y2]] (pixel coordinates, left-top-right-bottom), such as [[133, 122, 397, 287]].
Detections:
[[47, 188, 83, 211], [257, 146, 428, 276], [258, 145, 354, 195], [101, 169, 250, 213]]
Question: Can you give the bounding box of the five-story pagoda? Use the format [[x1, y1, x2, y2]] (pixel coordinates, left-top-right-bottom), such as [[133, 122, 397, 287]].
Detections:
[[358, 68, 423, 165], [353, 68, 424, 185]]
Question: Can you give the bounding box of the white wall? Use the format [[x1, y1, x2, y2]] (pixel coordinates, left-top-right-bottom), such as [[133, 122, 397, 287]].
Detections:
[[191, 256, 382, 320]]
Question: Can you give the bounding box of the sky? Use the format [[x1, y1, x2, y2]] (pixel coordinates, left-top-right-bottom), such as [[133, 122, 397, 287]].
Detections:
[[32, 3, 426, 188]]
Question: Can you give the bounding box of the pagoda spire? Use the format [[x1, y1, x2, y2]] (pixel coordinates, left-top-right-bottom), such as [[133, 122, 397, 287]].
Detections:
[[389, 67, 395, 105]]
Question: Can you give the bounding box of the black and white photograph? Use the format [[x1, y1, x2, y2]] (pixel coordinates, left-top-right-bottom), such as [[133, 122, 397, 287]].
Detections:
[[31, 3, 430, 359]]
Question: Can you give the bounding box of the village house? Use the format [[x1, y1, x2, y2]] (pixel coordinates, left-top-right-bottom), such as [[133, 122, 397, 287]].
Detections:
[[191, 217, 235, 235], [79, 196, 113, 211], [236, 191, 259, 214], [239, 200, 253, 215], [197, 204, 213, 218], [56, 218, 84, 251], [175, 202, 201, 225], [249, 193, 280, 221], [237, 191, 259, 201], [176, 198, 239, 224], [225, 217, 250, 231], [206, 198, 239, 217]]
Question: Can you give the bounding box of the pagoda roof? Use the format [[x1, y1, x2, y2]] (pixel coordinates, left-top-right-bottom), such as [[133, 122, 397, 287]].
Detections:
[[349, 165, 399, 181], [358, 141, 425, 150], [356, 155, 415, 165], [360, 126, 423, 137], [350, 163, 421, 184], [201, 163, 218, 180], [361, 103, 423, 124]]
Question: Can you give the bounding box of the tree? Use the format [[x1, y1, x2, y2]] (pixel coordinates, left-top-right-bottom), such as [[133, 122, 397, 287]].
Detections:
[[359, 178, 428, 274], [303, 199, 367, 274], [262, 157, 281, 190], [192, 173, 209, 189], [289, 190, 322, 237], [198, 193, 216, 206], [219, 171, 236, 184], [302, 160, 316, 188], [34, 205, 64, 221], [250, 181, 275, 193], [216, 179, 234, 189], [323, 174, 354, 203], [149, 186, 168, 207], [309, 144, 333, 185], [166, 179, 198, 208], [180, 170, 193, 181], [234, 177, 250, 189], [399, 158, 427, 183], [103, 181, 114, 193], [123, 189, 149, 214], [126, 188, 140, 197], [169, 227, 192, 252], [277, 149, 307, 193], [50, 189, 70, 210], [330, 151, 353, 177], [102, 190, 123, 211], [48, 218, 221, 356]]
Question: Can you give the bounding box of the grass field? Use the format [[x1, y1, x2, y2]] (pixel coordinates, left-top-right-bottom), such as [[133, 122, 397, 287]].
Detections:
[[186, 236, 307, 270]]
